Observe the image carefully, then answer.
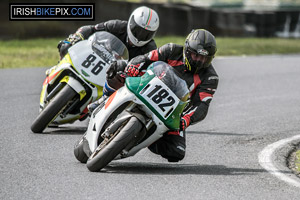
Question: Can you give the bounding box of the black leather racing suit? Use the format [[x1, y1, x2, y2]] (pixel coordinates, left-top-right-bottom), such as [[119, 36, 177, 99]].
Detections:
[[128, 43, 219, 162], [59, 19, 157, 60]]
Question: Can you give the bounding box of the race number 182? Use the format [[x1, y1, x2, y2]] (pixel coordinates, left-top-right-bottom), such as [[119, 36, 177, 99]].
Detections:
[[146, 84, 175, 112]]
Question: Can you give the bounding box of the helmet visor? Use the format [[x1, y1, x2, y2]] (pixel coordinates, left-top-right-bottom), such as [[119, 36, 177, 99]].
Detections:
[[188, 48, 208, 63], [129, 16, 156, 42], [186, 48, 213, 73]]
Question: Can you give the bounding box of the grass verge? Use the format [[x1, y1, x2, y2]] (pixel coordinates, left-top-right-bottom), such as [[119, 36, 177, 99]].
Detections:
[[1, 37, 300, 68], [296, 150, 300, 173]]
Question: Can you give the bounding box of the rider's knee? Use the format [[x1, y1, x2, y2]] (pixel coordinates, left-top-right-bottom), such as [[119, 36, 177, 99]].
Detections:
[[148, 133, 186, 162]]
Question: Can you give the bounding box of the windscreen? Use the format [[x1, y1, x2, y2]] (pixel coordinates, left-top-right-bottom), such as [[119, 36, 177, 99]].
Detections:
[[150, 61, 189, 100], [92, 31, 129, 63]]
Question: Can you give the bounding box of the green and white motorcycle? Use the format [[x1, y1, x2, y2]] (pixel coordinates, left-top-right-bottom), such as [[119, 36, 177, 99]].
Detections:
[[74, 61, 190, 172], [31, 31, 128, 133]]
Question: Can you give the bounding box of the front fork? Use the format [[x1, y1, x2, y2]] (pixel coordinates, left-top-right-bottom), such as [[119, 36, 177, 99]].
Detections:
[[46, 82, 64, 101]]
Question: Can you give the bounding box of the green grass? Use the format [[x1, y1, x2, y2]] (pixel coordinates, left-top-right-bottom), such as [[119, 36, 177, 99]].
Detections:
[[216, 37, 300, 56], [0, 38, 59, 69], [296, 150, 300, 173], [1, 36, 300, 68]]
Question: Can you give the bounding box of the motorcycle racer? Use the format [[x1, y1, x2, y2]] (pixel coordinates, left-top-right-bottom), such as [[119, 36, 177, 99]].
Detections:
[[124, 29, 219, 162], [55, 6, 159, 112], [57, 6, 159, 60]]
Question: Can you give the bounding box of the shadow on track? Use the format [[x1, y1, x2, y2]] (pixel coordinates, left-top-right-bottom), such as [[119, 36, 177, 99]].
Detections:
[[35, 126, 87, 135], [187, 131, 248, 136], [99, 161, 283, 175]]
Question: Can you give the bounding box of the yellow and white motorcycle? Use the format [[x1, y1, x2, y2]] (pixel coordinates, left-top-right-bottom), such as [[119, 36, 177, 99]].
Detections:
[[31, 31, 128, 133]]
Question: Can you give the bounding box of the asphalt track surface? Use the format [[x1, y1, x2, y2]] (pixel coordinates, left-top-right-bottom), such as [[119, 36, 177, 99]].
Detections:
[[1, 55, 300, 200]]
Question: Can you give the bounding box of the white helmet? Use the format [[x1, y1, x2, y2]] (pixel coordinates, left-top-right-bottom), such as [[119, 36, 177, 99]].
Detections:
[[127, 6, 159, 47]]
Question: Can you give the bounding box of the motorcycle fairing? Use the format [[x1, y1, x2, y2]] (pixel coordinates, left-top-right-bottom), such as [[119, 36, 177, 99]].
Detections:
[[68, 40, 108, 87], [84, 85, 169, 155], [85, 86, 137, 152], [39, 53, 102, 124], [40, 54, 75, 110], [125, 69, 188, 130]]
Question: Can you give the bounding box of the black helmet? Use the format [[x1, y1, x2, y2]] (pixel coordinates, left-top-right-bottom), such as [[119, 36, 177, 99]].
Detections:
[[184, 29, 217, 74]]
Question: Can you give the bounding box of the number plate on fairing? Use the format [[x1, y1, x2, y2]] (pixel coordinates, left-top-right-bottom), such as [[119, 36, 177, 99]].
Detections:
[[69, 41, 109, 87], [139, 77, 180, 119]]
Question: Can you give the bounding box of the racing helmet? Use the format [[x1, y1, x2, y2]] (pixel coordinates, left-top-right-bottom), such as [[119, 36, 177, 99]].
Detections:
[[184, 29, 217, 74], [127, 6, 159, 47]]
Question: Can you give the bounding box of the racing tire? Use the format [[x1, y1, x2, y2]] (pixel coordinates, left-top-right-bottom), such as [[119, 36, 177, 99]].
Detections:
[[86, 117, 143, 172], [31, 84, 77, 133], [74, 138, 88, 163]]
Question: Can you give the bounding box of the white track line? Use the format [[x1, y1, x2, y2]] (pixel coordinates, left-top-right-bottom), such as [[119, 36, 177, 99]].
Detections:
[[258, 135, 300, 188]]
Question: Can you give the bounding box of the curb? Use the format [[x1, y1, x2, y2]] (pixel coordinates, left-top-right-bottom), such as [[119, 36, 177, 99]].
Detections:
[[258, 135, 300, 188]]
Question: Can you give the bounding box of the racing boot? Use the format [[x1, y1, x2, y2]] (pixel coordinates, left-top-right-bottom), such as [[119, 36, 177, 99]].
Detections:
[[148, 129, 186, 162], [87, 95, 107, 114]]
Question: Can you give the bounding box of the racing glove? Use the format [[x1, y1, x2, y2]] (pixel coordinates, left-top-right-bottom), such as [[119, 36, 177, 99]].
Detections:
[[167, 117, 190, 136], [125, 63, 145, 77], [57, 33, 84, 50], [57, 33, 84, 59], [57, 41, 71, 59], [67, 32, 84, 45], [106, 60, 127, 79], [180, 115, 191, 131]]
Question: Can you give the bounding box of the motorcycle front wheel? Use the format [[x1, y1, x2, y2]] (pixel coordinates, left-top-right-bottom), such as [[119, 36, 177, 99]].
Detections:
[[86, 116, 143, 172], [31, 84, 77, 133], [74, 137, 89, 163]]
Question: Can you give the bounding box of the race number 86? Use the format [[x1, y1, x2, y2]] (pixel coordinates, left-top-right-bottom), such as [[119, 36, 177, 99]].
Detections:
[[81, 54, 104, 75]]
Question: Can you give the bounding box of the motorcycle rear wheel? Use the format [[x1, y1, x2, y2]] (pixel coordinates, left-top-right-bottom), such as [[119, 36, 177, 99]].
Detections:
[[31, 84, 77, 133], [86, 116, 143, 172]]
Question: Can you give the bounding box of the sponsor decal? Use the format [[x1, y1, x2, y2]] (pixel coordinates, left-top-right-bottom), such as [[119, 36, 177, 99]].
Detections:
[[208, 76, 219, 81], [197, 49, 209, 56], [177, 145, 185, 151], [92, 42, 113, 63]]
